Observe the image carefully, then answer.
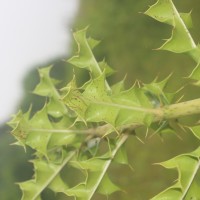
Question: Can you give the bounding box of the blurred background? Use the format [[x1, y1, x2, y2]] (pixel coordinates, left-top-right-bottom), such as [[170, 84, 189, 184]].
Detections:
[[1, 0, 200, 199]]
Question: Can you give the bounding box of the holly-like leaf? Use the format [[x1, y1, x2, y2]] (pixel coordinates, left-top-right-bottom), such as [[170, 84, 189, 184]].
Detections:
[[188, 54, 200, 85], [97, 173, 120, 196], [190, 126, 200, 140], [62, 72, 155, 127], [98, 59, 115, 77], [145, 0, 196, 53], [111, 77, 126, 94], [151, 147, 200, 199], [25, 106, 53, 157], [65, 135, 128, 199], [68, 27, 103, 79], [9, 109, 31, 148], [113, 143, 129, 165], [19, 152, 75, 200], [145, 0, 192, 28], [33, 66, 55, 97]]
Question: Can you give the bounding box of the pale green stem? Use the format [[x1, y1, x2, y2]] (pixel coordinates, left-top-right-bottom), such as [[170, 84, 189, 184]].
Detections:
[[163, 98, 200, 119], [96, 98, 200, 136], [29, 98, 200, 136]]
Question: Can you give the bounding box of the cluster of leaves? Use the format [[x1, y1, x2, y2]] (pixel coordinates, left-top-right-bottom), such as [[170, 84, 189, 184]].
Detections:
[[145, 0, 200, 199], [8, 0, 200, 199]]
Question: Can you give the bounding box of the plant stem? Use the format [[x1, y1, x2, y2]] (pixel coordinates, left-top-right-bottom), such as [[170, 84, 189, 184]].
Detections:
[[163, 98, 200, 119], [28, 98, 200, 136], [94, 98, 200, 136]]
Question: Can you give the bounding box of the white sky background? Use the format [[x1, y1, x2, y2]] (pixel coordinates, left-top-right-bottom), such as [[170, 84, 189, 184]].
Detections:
[[0, 0, 79, 124]]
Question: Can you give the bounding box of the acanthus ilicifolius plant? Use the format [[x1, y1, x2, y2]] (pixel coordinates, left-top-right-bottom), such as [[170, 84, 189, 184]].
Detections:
[[8, 0, 200, 199]]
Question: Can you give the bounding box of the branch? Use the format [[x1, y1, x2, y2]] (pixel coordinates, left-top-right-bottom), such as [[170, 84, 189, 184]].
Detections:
[[93, 98, 200, 136], [163, 98, 200, 119]]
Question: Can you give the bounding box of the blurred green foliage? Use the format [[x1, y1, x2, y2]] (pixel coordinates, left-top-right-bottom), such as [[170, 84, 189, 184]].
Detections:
[[1, 0, 200, 199]]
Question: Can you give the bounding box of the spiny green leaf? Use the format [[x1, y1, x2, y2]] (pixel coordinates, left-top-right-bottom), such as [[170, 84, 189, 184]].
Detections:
[[188, 45, 200, 63], [190, 125, 200, 140], [48, 175, 69, 194], [189, 56, 200, 85], [143, 75, 174, 108], [97, 173, 120, 195], [9, 109, 32, 148], [33, 66, 55, 97], [68, 27, 103, 79], [145, 0, 175, 26], [151, 147, 200, 199], [111, 77, 126, 94], [113, 86, 154, 126], [144, 75, 170, 95], [19, 152, 75, 200], [82, 72, 117, 125], [64, 135, 128, 200], [47, 132, 76, 149], [62, 73, 154, 127], [46, 96, 64, 118], [59, 75, 89, 124], [159, 17, 194, 53], [183, 179, 200, 200], [71, 157, 108, 172], [145, 0, 195, 53], [33, 66, 70, 118], [25, 106, 53, 157], [180, 12, 193, 29], [145, 0, 200, 84], [99, 59, 115, 77], [145, 0, 192, 28], [87, 37, 100, 49], [113, 143, 128, 165], [65, 183, 89, 200], [10, 104, 78, 158]]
